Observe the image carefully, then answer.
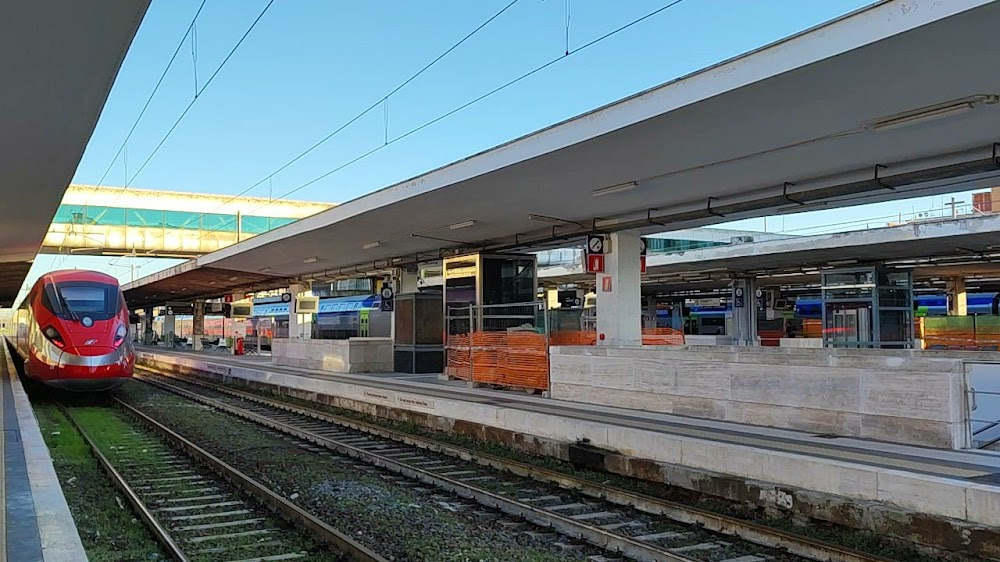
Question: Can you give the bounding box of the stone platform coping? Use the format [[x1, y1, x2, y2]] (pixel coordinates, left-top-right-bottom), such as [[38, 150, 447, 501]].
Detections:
[[138, 346, 1000, 478], [137, 346, 1000, 528], [2, 340, 88, 562]]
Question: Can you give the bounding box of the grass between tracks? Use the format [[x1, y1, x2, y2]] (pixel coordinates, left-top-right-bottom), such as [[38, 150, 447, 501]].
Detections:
[[200, 377, 957, 562], [120, 381, 592, 562], [34, 403, 169, 562]]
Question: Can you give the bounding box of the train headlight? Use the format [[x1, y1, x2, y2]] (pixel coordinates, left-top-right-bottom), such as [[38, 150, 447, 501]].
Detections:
[[43, 326, 66, 349], [113, 324, 127, 348]]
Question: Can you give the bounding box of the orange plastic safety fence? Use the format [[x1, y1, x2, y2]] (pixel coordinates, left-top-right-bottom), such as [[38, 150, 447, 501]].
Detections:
[[549, 330, 598, 346], [445, 331, 549, 391], [640, 327, 685, 346]]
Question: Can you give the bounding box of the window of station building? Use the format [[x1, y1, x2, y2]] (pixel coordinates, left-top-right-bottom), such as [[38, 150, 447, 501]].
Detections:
[[200, 213, 233, 232], [646, 239, 728, 254], [164, 210, 201, 230], [53, 204, 297, 234], [126, 209, 165, 228], [241, 216, 270, 234]]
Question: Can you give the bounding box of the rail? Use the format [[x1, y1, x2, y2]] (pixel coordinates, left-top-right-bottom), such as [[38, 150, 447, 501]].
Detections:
[[113, 398, 388, 562], [137, 367, 901, 562], [56, 403, 189, 561], [59, 398, 386, 562]]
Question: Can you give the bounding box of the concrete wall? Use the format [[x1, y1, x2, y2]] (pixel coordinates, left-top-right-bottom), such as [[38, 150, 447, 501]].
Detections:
[[134, 349, 1000, 554], [272, 337, 393, 373], [550, 345, 979, 449]]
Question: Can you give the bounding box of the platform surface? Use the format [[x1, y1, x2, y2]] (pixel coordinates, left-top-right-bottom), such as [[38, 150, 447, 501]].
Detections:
[[141, 347, 1000, 484], [2, 343, 88, 562]]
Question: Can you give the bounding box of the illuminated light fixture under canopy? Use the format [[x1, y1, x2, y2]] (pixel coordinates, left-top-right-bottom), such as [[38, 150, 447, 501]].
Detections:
[[864, 94, 999, 131], [363, 241, 381, 250], [527, 214, 581, 226], [592, 181, 638, 197], [303, 256, 318, 264], [448, 220, 476, 230]]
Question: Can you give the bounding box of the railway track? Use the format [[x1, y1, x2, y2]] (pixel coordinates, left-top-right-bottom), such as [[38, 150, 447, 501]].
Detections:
[[58, 400, 385, 562], [133, 369, 901, 562]]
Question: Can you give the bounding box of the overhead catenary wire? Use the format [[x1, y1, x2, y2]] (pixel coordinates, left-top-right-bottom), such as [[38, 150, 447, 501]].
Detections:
[[188, 0, 523, 230], [85, 0, 209, 206], [196, 0, 689, 240], [54, 0, 273, 273], [103, 0, 277, 210]]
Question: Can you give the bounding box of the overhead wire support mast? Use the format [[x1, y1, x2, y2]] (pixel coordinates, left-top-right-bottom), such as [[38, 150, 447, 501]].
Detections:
[[195, 0, 691, 242]]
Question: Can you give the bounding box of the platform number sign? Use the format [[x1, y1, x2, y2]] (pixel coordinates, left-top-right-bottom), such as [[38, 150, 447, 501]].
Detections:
[[585, 234, 606, 274], [380, 285, 395, 312], [734, 287, 745, 308], [755, 288, 766, 312]]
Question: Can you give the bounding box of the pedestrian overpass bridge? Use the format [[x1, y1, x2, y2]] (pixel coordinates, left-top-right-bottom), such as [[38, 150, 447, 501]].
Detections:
[[40, 185, 331, 258]]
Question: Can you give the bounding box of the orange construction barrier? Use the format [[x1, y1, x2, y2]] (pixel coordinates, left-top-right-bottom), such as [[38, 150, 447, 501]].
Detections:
[[445, 331, 549, 391], [549, 330, 598, 346], [641, 327, 685, 346]]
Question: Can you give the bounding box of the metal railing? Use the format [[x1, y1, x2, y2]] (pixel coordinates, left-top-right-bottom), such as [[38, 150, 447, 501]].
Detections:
[[967, 384, 1000, 449]]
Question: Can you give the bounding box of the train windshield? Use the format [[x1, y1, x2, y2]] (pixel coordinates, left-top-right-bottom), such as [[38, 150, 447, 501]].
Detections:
[[43, 282, 121, 321]]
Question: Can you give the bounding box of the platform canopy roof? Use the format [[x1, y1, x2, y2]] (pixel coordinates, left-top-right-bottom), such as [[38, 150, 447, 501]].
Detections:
[[126, 0, 1000, 306], [0, 1, 149, 307], [537, 214, 1000, 295]]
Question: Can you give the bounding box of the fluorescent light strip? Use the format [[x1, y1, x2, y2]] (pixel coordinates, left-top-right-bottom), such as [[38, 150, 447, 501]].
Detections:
[[449, 220, 476, 230], [592, 181, 638, 197], [303, 257, 318, 264], [528, 214, 568, 225], [866, 95, 999, 131], [363, 241, 381, 250]]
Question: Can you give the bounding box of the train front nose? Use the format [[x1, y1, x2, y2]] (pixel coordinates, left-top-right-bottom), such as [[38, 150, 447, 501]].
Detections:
[[53, 346, 132, 390]]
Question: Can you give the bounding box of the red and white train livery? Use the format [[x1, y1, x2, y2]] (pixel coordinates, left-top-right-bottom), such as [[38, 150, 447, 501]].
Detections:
[[9, 270, 134, 391]]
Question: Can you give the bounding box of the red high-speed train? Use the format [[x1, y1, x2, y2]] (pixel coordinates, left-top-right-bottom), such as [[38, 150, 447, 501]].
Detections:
[[10, 270, 134, 391]]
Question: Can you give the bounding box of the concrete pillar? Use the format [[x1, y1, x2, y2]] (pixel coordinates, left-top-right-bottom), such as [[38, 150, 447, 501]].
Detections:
[[164, 312, 176, 347], [947, 277, 967, 316], [288, 283, 302, 338], [142, 306, 154, 345], [643, 296, 657, 329], [596, 231, 642, 347], [731, 276, 758, 346], [765, 288, 778, 321], [192, 301, 205, 351], [671, 301, 683, 331]]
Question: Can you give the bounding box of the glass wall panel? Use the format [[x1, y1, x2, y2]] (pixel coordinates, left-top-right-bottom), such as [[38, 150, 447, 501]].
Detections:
[[126, 209, 164, 227]]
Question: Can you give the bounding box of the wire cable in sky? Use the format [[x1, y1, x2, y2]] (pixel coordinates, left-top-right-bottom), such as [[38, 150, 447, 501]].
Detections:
[[275, 0, 689, 203], [192, 0, 522, 225], [84, 0, 208, 206], [196, 0, 688, 241], [104, 0, 276, 210]]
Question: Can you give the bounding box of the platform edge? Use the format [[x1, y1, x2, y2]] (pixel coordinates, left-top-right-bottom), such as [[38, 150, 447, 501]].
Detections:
[[3, 342, 88, 562]]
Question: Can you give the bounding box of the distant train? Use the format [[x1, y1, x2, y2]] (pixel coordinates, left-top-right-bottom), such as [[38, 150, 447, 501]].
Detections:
[[151, 294, 386, 349], [794, 293, 1000, 318], [650, 293, 1000, 335], [8, 270, 134, 391]]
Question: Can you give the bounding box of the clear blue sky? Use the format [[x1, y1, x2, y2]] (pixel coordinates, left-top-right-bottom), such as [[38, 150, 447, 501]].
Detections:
[[22, 0, 983, 298]]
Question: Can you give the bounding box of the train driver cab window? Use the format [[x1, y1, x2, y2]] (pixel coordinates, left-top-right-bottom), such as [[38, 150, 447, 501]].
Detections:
[[42, 283, 121, 320]]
